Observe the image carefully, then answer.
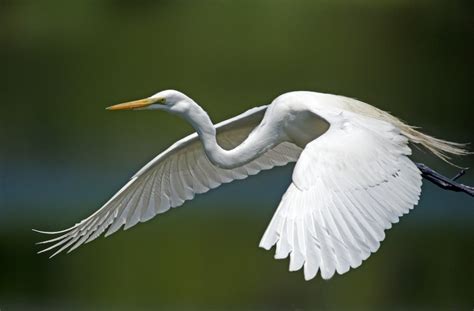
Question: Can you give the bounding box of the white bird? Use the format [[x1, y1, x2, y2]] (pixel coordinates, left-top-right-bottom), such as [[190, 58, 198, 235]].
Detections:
[[35, 90, 468, 280]]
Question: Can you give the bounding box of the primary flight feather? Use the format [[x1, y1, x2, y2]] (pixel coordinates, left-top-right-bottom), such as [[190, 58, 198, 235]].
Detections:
[[35, 90, 468, 280]]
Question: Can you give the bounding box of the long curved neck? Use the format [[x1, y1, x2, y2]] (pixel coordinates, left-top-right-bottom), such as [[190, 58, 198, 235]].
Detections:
[[182, 102, 276, 169]]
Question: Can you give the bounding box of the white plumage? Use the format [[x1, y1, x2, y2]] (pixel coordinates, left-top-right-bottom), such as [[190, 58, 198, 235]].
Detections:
[[35, 90, 467, 280]]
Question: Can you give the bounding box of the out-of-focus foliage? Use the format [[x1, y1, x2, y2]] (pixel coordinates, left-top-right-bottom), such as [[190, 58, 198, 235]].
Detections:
[[1, 0, 473, 309]]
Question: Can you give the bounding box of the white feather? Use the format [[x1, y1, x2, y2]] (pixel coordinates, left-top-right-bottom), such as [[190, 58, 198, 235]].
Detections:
[[38, 90, 462, 281]]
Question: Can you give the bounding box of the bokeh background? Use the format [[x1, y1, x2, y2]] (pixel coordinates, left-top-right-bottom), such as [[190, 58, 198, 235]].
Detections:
[[1, 0, 473, 310]]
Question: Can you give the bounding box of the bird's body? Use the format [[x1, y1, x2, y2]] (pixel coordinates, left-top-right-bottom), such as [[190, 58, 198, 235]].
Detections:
[[36, 90, 468, 280]]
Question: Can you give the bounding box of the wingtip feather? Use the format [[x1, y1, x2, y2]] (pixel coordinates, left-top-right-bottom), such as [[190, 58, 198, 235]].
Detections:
[[32, 228, 73, 235]]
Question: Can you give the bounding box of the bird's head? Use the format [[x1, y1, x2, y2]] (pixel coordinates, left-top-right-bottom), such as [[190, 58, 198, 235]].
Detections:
[[106, 89, 194, 114]]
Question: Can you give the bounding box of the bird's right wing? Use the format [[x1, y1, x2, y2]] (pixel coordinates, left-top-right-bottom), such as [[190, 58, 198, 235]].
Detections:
[[36, 106, 302, 257], [259, 111, 422, 280]]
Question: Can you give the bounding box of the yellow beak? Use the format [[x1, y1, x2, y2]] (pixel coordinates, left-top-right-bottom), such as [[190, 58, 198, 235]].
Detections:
[[106, 97, 159, 111]]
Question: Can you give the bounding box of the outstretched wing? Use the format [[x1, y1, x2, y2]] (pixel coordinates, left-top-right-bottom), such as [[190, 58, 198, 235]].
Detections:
[[259, 111, 422, 280], [37, 106, 302, 257]]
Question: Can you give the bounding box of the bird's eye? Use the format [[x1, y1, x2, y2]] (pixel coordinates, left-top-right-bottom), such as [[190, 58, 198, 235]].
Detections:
[[159, 98, 166, 104]]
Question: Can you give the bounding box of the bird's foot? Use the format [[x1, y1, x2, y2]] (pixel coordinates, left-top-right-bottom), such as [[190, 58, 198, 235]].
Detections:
[[415, 163, 474, 197]]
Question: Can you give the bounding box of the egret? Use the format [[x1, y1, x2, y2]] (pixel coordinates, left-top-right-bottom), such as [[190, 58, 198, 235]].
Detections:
[[35, 90, 470, 280]]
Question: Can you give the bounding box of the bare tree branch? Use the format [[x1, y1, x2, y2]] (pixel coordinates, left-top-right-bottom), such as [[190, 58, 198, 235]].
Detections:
[[415, 163, 474, 197]]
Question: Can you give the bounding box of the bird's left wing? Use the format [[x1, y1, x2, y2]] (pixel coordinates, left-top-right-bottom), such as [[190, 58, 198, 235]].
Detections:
[[36, 106, 302, 257], [259, 111, 423, 280]]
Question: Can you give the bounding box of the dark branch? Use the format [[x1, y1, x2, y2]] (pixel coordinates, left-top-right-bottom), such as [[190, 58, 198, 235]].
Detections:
[[415, 163, 474, 197]]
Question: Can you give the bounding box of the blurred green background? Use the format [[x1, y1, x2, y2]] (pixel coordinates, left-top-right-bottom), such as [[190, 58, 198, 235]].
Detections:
[[1, 0, 473, 310]]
